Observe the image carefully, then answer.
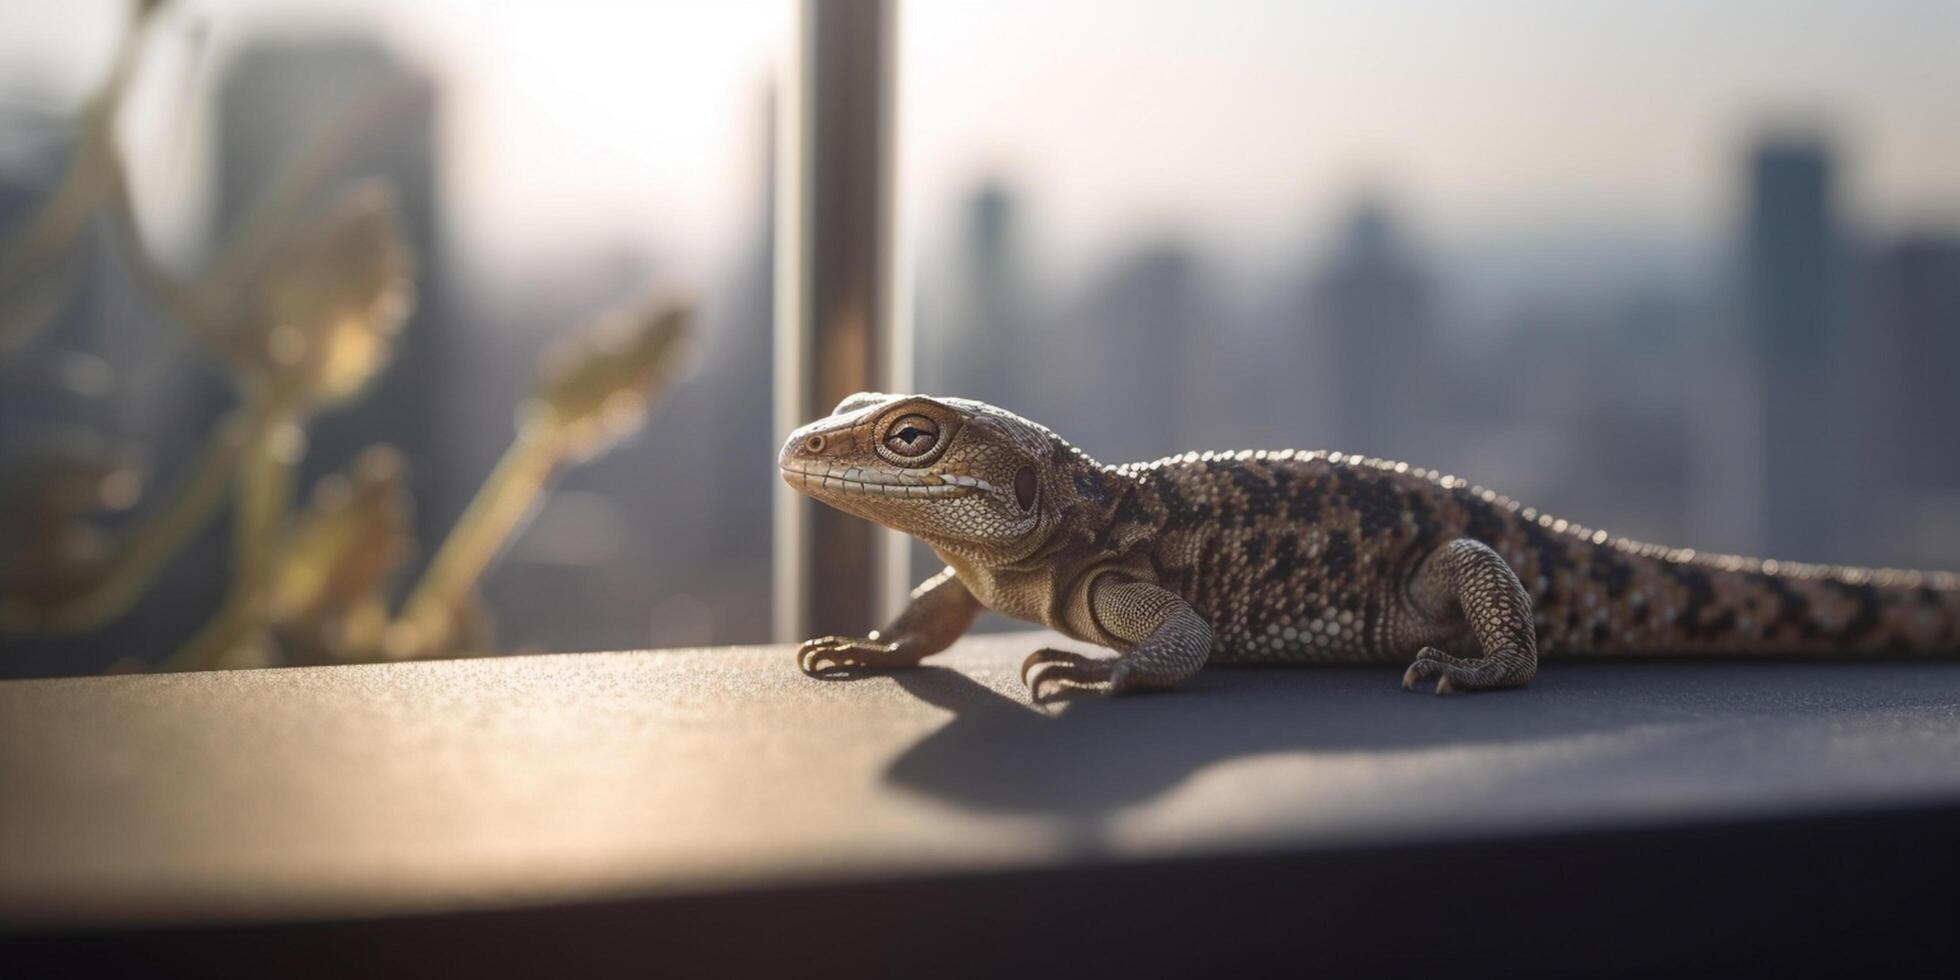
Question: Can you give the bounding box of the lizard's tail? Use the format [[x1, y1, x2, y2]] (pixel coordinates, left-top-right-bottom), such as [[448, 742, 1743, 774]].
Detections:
[[1538, 543, 1960, 657]]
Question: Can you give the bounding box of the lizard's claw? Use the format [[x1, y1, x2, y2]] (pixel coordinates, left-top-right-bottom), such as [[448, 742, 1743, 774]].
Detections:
[[798, 635, 906, 675], [1401, 647, 1461, 694], [1021, 648, 1119, 703], [1401, 645, 1530, 694]]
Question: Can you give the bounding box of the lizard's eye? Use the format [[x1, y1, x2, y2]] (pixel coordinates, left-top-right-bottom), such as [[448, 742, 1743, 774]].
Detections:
[[883, 414, 940, 458]]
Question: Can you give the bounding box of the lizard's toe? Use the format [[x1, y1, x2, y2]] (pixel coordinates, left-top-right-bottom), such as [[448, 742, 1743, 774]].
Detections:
[[1400, 661, 1426, 691], [797, 636, 901, 675], [1019, 648, 1101, 689], [1400, 645, 1530, 694], [1022, 648, 1118, 703], [1401, 647, 1451, 692]]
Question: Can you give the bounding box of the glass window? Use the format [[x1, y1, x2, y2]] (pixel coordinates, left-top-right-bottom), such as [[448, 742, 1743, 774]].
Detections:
[[0, 0, 786, 675]]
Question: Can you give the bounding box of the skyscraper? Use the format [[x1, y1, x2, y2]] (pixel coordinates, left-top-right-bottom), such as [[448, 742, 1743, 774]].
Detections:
[[917, 179, 1034, 415], [1867, 235, 1960, 489], [1852, 232, 1960, 566], [1309, 196, 1431, 459], [214, 35, 448, 519], [1742, 135, 1849, 561], [107, 34, 447, 666], [1068, 241, 1200, 462]]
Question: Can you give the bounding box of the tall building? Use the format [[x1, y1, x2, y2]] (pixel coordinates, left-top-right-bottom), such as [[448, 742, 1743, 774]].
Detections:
[[214, 35, 449, 519], [1068, 241, 1200, 462], [1854, 233, 1960, 566], [104, 35, 447, 666], [1867, 235, 1960, 489], [1309, 196, 1431, 459], [1741, 135, 1849, 561], [926, 180, 1029, 408]]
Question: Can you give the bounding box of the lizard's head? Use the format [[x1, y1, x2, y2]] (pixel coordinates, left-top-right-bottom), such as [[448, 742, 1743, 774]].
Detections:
[[780, 393, 1093, 565]]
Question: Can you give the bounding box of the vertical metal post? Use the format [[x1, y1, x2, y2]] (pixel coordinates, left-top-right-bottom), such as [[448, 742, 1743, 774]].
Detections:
[[774, 0, 910, 642]]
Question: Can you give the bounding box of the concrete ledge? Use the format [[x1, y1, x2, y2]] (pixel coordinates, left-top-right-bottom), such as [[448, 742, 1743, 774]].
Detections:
[[5, 634, 1960, 973]]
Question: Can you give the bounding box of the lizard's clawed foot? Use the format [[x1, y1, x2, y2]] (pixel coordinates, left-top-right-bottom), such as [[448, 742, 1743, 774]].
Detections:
[[1400, 649, 1459, 695], [1021, 648, 1124, 703], [798, 635, 912, 675], [1401, 646, 1534, 695]]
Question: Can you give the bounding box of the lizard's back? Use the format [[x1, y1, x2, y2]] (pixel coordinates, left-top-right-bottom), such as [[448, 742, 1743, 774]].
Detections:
[[1111, 450, 1960, 665]]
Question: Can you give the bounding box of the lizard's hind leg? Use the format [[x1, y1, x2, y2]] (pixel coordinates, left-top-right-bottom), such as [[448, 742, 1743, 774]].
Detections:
[[1022, 577, 1213, 702], [1399, 538, 1538, 694]]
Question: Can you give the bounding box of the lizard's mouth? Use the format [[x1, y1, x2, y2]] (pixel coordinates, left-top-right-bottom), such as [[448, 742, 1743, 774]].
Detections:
[[779, 461, 991, 500]]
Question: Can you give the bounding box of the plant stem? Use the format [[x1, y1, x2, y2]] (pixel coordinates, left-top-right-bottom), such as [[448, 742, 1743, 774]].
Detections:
[[232, 410, 297, 591], [28, 384, 300, 635], [394, 425, 564, 657]]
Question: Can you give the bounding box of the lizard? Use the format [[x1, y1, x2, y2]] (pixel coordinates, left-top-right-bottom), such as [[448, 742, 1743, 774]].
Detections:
[[779, 392, 1960, 701]]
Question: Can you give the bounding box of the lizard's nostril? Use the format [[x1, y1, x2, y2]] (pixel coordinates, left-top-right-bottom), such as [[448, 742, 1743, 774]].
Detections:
[[804, 434, 827, 453]]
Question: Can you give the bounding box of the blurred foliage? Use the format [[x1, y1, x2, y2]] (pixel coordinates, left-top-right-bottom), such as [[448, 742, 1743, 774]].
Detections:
[[390, 296, 694, 659], [0, 0, 695, 671]]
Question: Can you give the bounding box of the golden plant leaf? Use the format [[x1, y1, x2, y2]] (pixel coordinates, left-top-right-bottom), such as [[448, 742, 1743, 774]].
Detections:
[[233, 181, 418, 407], [526, 293, 694, 461]]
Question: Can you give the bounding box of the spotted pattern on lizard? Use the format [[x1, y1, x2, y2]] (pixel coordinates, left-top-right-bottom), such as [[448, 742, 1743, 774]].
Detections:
[[780, 394, 1960, 700]]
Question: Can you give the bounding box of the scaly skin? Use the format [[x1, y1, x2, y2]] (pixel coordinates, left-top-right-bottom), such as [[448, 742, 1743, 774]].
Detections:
[[780, 393, 1960, 701]]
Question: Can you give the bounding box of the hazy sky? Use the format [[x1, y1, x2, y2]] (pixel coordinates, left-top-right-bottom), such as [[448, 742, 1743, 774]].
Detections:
[[903, 0, 1960, 259], [2, 0, 1956, 274], [0, 0, 784, 277]]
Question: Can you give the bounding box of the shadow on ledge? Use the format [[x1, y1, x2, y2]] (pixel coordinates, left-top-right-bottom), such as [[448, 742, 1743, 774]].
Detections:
[[870, 659, 1960, 818]]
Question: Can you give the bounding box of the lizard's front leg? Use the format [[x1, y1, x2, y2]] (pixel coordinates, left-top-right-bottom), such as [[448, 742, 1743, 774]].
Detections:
[[1399, 538, 1539, 694], [799, 565, 981, 675], [1022, 575, 1213, 702]]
